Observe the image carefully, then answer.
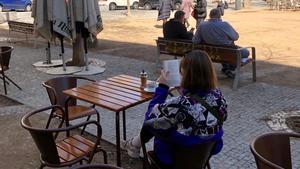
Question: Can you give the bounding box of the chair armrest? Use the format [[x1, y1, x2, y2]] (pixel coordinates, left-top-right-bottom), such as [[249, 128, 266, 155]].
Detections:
[[292, 132, 300, 138], [286, 132, 300, 139], [21, 105, 102, 142]]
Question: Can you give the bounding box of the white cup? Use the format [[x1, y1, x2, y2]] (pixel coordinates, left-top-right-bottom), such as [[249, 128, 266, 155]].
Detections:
[[147, 81, 157, 89]]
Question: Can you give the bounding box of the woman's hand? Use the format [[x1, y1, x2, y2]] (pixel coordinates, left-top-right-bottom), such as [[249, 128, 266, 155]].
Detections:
[[157, 69, 169, 86]]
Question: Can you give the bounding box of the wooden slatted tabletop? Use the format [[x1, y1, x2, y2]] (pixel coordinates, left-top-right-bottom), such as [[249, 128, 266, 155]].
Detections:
[[63, 75, 153, 112]]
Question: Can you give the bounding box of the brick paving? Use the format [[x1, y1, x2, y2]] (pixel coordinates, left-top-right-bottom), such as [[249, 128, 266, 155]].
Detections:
[[1, 2, 300, 167], [212, 83, 300, 168]]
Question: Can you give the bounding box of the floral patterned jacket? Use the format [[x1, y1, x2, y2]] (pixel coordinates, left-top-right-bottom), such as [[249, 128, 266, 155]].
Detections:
[[143, 84, 227, 165]]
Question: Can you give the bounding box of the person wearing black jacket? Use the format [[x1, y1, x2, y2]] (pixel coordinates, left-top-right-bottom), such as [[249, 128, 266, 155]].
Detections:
[[163, 11, 194, 40], [194, 0, 207, 28]]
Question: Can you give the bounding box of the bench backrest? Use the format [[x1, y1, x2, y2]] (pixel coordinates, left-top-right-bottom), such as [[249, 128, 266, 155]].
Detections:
[[8, 21, 34, 34], [156, 38, 193, 57], [156, 37, 241, 65], [195, 44, 240, 65]]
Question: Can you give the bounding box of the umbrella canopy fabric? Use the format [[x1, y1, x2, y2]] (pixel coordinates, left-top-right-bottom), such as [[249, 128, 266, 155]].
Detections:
[[51, 0, 72, 39], [31, 0, 52, 40], [83, 0, 103, 37], [68, 0, 103, 40], [33, 0, 103, 41]]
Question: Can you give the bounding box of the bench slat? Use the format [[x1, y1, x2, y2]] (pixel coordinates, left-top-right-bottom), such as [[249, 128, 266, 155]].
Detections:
[[156, 37, 256, 89], [8, 21, 34, 34]]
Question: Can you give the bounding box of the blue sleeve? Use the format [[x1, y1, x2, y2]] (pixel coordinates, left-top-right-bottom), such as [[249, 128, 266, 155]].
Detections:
[[193, 28, 202, 44], [144, 85, 169, 120], [223, 22, 239, 41]]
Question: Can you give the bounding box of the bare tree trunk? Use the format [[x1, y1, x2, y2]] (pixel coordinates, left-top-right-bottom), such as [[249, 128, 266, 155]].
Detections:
[[69, 34, 85, 66]]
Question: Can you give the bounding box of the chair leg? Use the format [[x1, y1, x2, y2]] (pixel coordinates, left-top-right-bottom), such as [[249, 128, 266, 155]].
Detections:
[[2, 73, 7, 95], [4, 75, 22, 90], [0, 76, 9, 85], [45, 115, 53, 129], [39, 164, 45, 169], [99, 148, 108, 164], [92, 107, 100, 124], [206, 161, 211, 169], [96, 112, 100, 123], [54, 117, 65, 139], [81, 115, 91, 135]]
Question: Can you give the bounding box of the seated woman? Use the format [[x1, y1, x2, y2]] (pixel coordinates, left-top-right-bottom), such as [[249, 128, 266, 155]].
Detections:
[[122, 50, 228, 167]]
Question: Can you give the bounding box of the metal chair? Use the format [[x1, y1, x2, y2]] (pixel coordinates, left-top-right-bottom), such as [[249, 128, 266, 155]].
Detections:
[[43, 76, 100, 134], [250, 132, 300, 169], [20, 105, 107, 169], [140, 129, 215, 169], [70, 164, 123, 169], [0, 46, 22, 95]]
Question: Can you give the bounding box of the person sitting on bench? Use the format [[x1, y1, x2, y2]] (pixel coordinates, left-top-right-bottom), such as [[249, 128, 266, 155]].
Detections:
[[163, 10, 194, 40], [193, 8, 249, 78]]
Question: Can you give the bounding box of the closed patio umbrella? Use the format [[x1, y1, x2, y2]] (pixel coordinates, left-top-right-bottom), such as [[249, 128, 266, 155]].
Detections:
[[32, 0, 52, 40], [82, 0, 103, 71], [33, 0, 104, 75], [32, 0, 58, 67], [45, 0, 82, 75], [69, 0, 105, 75]]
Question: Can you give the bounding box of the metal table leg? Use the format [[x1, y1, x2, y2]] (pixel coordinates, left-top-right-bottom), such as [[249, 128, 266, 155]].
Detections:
[[122, 110, 126, 140], [115, 111, 121, 167], [65, 97, 71, 137]]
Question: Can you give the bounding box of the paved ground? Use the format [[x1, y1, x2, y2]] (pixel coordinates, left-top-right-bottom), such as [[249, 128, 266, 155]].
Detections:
[[0, 2, 300, 169]]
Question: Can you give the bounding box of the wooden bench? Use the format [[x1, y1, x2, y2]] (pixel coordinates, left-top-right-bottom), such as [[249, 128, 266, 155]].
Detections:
[[156, 37, 256, 89], [7, 21, 37, 48]]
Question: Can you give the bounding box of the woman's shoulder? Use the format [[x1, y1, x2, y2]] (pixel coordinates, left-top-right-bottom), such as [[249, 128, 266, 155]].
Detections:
[[208, 88, 223, 96], [196, 88, 223, 98]]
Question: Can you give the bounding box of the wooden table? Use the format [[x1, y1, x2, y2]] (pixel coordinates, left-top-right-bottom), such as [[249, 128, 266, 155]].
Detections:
[[63, 75, 153, 166]]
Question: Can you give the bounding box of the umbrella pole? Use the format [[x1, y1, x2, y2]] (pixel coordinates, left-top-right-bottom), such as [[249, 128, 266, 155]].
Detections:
[[83, 37, 89, 71], [46, 41, 52, 64], [60, 37, 66, 71]]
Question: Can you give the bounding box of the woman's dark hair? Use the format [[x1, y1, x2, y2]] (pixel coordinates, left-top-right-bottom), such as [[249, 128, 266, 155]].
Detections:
[[180, 50, 217, 93]]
